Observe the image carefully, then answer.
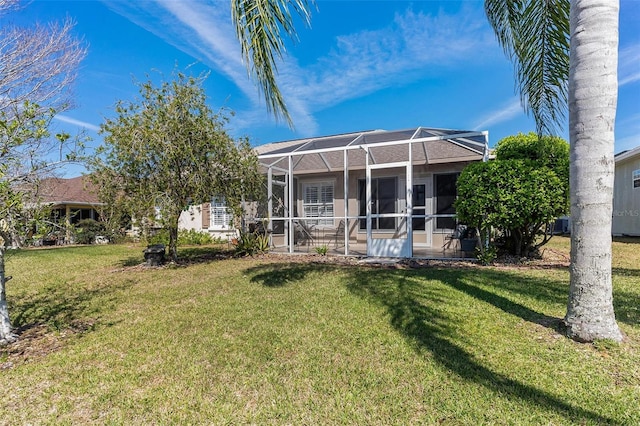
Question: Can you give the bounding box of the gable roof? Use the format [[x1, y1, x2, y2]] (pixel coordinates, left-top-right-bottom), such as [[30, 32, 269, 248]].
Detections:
[[257, 126, 488, 174], [615, 145, 640, 164], [38, 176, 102, 206]]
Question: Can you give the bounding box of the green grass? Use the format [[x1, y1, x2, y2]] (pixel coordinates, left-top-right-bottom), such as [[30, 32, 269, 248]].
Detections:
[[1, 237, 638, 424]]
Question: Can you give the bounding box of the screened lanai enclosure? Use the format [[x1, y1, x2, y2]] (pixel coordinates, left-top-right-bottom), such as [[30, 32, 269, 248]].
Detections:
[[250, 127, 489, 259]]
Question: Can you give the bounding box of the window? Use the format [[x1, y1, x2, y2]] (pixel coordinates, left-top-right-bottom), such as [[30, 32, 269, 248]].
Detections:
[[358, 177, 397, 230], [435, 173, 459, 230], [633, 169, 640, 189], [210, 197, 232, 230], [303, 182, 334, 226]]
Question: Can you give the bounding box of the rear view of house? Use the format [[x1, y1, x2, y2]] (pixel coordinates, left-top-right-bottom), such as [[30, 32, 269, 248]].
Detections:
[[252, 127, 489, 258]]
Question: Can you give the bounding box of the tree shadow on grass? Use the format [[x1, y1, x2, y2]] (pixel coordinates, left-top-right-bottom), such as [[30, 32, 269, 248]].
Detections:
[[346, 268, 621, 424], [245, 262, 335, 287], [10, 278, 134, 334], [245, 262, 624, 424]]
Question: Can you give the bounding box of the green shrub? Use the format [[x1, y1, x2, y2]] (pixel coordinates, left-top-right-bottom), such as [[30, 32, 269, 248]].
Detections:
[[475, 245, 498, 265], [315, 245, 328, 256], [234, 229, 269, 256], [146, 228, 169, 246], [177, 229, 214, 245], [74, 219, 106, 245], [455, 132, 569, 257]]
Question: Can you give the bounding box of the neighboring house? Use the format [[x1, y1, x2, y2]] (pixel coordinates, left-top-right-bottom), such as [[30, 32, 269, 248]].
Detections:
[[252, 126, 489, 258], [38, 176, 102, 224], [36, 176, 102, 243], [613, 146, 640, 236]]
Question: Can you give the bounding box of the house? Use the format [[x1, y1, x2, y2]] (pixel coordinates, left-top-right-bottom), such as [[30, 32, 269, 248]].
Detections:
[[37, 176, 103, 243], [250, 126, 489, 258], [613, 146, 640, 236], [181, 127, 489, 257], [38, 176, 102, 223]]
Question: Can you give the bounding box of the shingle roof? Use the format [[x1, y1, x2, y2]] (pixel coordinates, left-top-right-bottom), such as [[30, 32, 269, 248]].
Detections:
[[257, 127, 488, 173], [615, 145, 640, 163], [38, 176, 102, 205]]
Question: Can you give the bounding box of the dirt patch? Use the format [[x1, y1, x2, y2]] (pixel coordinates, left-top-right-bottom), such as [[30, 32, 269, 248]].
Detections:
[[1, 320, 94, 370]]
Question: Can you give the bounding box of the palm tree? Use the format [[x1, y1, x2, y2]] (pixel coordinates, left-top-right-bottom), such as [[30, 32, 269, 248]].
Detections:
[[485, 0, 622, 342], [235, 0, 623, 342], [231, 0, 313, 127]]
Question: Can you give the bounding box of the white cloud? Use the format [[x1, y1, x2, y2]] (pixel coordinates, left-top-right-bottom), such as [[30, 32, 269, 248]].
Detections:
[[472, 98, 523, 130], [54, 114, 100, 132], [278, 5, 496, 112], [619, 44, 640, 86], [101, 1, 495, 136]]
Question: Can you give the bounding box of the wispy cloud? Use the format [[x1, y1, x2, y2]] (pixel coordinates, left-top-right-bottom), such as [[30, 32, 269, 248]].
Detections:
[[472, 98, 523, 130], [101, 1, 495, 137], [276, 5, 497, 130], [54, 114, 100, 132], [619, 43, 640, 86]]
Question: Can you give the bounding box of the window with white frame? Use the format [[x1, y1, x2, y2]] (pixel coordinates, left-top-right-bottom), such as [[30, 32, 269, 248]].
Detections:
[[211, 197, 233, 230], [633, 169, 640, 189], [302, 182, 334, 227]]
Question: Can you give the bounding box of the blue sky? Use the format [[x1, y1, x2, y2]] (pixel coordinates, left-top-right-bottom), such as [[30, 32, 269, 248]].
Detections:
[[9, 0, 640, 176]]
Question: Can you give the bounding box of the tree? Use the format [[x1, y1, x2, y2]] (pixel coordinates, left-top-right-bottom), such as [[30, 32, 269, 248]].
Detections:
[[0, 2, 86, 345], [485, 0, 623, 341], [91, 71, 263, 263], [456, 133, 569, 257], [231, 0, 314, 126]]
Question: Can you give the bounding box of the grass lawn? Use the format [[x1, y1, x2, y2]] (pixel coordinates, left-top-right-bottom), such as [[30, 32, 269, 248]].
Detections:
[[1, 237, 638, 424]]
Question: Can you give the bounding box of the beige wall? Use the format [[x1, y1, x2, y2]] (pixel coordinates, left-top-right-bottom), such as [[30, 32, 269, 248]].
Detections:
[[613, 154, 640, 236], [292, 162, 471, 247]]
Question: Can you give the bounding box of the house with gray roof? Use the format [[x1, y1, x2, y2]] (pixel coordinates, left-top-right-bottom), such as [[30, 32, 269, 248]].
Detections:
[[183, 126, 489, 258], [255, 126, 489, 258]]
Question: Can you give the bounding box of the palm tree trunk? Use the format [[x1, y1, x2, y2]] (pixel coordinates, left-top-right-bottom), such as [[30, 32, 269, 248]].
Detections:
[[564, 0, 622, 342]]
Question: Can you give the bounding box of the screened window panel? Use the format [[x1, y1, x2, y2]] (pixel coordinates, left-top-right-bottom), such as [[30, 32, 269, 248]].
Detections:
[[434, 173, 459, 230], [358, 177, 397, 230], [303, 182, 334, 226]]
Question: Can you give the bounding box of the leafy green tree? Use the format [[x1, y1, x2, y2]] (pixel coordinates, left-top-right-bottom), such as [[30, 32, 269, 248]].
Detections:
[[0, 1, 86, 344], [456, 133, 568, 257], [485, 0, 623, 341], [91, 71, 263, 263]]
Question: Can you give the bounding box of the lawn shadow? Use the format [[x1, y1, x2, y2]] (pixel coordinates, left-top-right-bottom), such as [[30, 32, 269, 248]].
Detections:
[[245, 262, 336, 287], [613, 267, 640, 278], [613, 236, 640, 244], [245, 261, 622, 424], [612, 288, 640, 326], [10, 278, 134, 335], [437, 268, 564, 329], [345, 266, 620, 424]]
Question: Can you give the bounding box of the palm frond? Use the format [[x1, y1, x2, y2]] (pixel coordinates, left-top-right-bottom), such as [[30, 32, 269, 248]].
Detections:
[[485, 0, 569, 136], [231, 0, 314, 128]]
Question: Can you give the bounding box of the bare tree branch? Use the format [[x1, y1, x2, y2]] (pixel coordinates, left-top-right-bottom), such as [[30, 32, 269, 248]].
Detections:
[[0, 18, 87, 114]]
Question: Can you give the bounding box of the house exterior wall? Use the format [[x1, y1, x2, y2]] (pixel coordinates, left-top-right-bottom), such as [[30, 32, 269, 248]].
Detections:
[[613, 151, 640, 236], [288, 161, 472, 248], [178, 203, 237, 240]]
